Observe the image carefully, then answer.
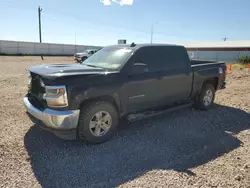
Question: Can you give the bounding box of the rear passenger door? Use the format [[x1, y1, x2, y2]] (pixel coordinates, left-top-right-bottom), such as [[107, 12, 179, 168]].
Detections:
[[121, 46, 193, 113], [155, 46, 193, 104]]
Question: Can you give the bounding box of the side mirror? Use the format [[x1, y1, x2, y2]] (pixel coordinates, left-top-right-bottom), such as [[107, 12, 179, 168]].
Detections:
[[131, 63, 148, 74]]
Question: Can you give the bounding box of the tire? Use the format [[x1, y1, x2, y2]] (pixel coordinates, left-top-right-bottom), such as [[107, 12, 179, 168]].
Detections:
[[77, 101, 119, 144], [195, 84, 215, 110], [81, 56, 87, 62]]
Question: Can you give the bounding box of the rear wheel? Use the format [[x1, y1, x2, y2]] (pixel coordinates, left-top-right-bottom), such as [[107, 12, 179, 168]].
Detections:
[[77, 101, 118, 144], [195, 84, 215, 110]]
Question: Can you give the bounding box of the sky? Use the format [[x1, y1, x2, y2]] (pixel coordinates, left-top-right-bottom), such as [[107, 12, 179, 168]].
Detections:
[[0, 0, 250, 46]]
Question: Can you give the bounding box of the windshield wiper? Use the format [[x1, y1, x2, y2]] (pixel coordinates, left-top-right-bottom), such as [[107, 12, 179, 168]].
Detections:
[[84, 64, 108, 71]]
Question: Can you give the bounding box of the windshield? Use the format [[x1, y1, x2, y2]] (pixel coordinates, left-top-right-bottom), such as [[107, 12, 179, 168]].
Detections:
[[82, 47, 133, 70]]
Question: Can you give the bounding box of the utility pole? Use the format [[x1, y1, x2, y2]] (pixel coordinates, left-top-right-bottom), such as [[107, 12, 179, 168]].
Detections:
[[150, 24, 153, 44], [38, 6, 43, 60], [150, 22, 158, 44], [74, 31, 77, 53], [38, 6, 42, 43], [74, 31, 77, 45]]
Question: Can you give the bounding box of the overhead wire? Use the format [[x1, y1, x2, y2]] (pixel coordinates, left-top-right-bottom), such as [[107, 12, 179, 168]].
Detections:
[[0, 1, 170, 41]]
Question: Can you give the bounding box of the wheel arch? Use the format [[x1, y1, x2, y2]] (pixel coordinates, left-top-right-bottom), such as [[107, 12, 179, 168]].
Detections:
[[79, 95, 121, 116], [203, 77, 219, 90]]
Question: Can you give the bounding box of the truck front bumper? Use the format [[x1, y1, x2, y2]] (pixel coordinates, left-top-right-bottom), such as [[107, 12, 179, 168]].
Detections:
[[23, 96, 80, 140]]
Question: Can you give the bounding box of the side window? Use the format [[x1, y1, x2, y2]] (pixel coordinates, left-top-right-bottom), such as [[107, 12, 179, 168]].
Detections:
[[133, 46, 162, 72], [163, 46, 188, 71], [132, 46, 188, 72]]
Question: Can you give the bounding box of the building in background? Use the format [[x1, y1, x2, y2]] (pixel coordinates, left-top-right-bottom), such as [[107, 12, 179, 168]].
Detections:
[[118, 39, 126, 44], [115, 40, 250, 62], [175, 40, 250, 62]]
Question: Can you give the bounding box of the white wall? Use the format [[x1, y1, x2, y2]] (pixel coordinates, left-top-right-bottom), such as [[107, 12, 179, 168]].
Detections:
[[0, 40, 102, 55], [1, 40, 250, 62]]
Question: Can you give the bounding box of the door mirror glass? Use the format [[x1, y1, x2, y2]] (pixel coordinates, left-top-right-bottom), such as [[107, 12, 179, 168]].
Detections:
[[131, 63, 148, 74]]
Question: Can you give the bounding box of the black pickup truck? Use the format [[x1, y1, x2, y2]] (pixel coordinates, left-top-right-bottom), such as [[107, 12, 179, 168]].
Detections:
[[24, 43, 226, 144]]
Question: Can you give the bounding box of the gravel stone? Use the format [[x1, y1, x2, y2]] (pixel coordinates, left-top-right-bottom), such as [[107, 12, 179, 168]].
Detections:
[[0, 56, 250, 188]]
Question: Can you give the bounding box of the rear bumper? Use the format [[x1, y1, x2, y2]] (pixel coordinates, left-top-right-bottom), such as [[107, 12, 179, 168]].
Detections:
[[23, 95, 79, 140]]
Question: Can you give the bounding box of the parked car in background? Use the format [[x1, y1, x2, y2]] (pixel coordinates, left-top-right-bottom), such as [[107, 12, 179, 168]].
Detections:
[[24, 43, 226, 144], [74, 49, 99, 62]]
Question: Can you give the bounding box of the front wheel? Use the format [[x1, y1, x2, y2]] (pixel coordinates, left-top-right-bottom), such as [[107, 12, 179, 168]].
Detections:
[[195, 84, 215, 110], [77, 101, 118, 144], [81, 56, 87, 62]]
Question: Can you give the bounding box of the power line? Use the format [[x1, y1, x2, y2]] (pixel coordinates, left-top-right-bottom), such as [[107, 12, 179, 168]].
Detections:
[[0, 2, 150, 33], [0, 1, 172, 43], [0, 1, 36, 9]]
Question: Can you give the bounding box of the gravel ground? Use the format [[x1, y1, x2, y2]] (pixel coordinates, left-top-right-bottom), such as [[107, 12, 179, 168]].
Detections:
[[0, 56, 250, 188]]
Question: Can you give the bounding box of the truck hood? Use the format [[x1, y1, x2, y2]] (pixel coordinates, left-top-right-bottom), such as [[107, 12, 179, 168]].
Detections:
[[28, 64, 108, 78]]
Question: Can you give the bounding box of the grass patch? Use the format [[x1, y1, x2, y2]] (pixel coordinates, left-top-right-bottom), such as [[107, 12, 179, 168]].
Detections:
[[232, 64, 248, 70], [226, 62, 249, 70]]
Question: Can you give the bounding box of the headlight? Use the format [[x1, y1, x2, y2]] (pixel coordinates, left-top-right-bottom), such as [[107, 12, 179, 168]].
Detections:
[[43, 85, 68, 108]]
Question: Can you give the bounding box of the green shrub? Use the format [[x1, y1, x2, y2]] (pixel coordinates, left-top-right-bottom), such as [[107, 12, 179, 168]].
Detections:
[[239, 54, 250, 64]]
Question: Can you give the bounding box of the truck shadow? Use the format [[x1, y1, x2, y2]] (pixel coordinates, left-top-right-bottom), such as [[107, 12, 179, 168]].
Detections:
[[24, 104, 250, 188]]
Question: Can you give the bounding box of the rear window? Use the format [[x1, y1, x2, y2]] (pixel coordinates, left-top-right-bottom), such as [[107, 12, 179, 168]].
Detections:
[[133, 46, 188, 72]]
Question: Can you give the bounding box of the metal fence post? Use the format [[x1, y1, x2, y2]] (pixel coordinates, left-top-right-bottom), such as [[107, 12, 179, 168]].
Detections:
[[17, 42, 19, 54], [196, 48, 199, 59], [61, 44, 64, 55], [48, 43, 50, 55]]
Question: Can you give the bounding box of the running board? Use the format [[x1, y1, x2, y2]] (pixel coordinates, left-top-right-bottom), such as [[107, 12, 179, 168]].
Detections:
[[128, 103, 193, 122]]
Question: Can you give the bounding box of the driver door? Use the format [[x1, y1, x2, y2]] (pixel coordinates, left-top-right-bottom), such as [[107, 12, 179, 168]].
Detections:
[[120, 47, 163, 113]]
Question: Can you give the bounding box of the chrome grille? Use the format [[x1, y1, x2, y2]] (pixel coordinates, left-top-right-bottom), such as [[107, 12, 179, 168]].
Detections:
[[30, 73, 45, 99]]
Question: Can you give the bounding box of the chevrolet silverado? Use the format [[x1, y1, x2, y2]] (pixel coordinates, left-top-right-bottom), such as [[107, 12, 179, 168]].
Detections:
[[24, 43, 226, 144]]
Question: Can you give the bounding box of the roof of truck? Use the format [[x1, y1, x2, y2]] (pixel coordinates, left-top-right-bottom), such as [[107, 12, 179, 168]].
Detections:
[[107, 43, 184, 50]]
